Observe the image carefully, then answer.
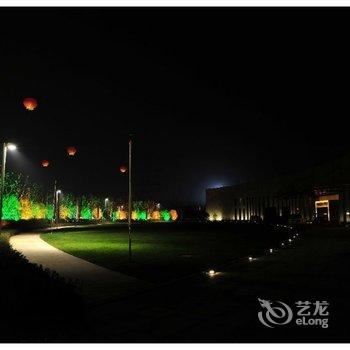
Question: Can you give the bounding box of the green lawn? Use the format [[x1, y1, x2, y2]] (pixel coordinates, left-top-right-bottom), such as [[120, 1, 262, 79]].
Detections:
[[41, 222, 290, 283]]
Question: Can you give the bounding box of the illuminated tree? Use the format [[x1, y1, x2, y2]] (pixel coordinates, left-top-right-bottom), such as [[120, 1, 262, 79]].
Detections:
[[61, 194, 76, 219], [20, 197, 32, 220], [3, 194, 20, 221], [161, 210, 171, 221], [137, 210, 147, 221], [119, 210, 127, 220], [152, 211, 160, 220], [170, 209, 178, 221], [32, 202, 46, 219], [92, 207, 102, 219], [46, 203, 54, 220], [81, 196, 92, 219], [59, 205, 70, 219]]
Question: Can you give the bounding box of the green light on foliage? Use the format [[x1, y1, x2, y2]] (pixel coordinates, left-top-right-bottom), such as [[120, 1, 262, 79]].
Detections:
[[3, 194, 20, 221], [67, 204, 76, 219], [161, 210, 171, 221], [81, 207, 92, 219], [137, 210, 147, 221], [46, 204, 54, 220]]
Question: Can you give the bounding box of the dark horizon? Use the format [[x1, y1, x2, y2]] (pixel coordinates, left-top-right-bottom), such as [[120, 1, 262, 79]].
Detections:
[[1, 7, 349, 205]]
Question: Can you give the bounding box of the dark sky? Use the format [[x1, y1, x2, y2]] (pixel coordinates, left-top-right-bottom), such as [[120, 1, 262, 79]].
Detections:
[[0, 7, 349, 205]]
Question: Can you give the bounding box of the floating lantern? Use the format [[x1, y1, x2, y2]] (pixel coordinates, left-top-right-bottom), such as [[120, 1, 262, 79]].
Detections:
[[67, 146, 77, 156], [41, 160, 50, 167], [120, 165, 127, 173], [23, 97, 38, 111]]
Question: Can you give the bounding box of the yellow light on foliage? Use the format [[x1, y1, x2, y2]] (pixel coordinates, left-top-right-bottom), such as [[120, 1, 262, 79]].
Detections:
[[151, 211, 160, 220], [59, 205, 69, 219], [170, 209, 178, 221], [92, 207, 102, 220], [119, 210, 127, 220], [20, 197, 32, 220]]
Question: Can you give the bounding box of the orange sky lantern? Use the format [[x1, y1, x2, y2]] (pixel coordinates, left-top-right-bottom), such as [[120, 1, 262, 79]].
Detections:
[[41, 160, 50, 167], [23, 97, 38, 111], [67, 146, 77, 156], [120, 165, 127, 173]]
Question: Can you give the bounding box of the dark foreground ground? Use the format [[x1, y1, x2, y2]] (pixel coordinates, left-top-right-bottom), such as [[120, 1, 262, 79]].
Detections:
[[84, 225, 350, 342], [2, 223, 350, 342]]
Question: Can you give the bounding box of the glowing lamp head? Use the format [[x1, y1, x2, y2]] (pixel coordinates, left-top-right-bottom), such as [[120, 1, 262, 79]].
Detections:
[[23, 97, 38, 111], [41, 160, 50, 167], [67, 146, 77, 156], [269, 248, 273, 253], [56, 190, 61, 195], [7, 143, 17, 151], [248, 256, 253, 262], [120, 165, 127, 173], [208, 269, 215, 277]]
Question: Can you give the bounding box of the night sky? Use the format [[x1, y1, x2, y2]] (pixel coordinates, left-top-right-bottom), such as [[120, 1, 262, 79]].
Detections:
[[0, 8, 349, 205]]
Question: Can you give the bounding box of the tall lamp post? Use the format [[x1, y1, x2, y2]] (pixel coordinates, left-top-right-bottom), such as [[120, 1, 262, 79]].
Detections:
[[128, 138, 132, 262], [55, 189, 61, 226], [0, 142, 17, 230]]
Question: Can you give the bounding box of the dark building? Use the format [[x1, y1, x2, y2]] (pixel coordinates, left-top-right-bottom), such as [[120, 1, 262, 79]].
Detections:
[[206, 154, 350, 224]]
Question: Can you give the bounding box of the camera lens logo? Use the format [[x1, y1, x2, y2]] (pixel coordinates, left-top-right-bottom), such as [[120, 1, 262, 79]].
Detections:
[[258, 298, 293, 328]]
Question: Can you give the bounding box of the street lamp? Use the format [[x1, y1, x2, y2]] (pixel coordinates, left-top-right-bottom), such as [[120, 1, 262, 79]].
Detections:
[[0, 142, 17, 229], [55, 189, 61, 224], [128, 138, 132, 262]]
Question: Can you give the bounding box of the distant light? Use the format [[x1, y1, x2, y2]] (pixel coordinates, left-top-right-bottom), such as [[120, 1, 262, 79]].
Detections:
[[210, 183, 225, 189], [347, 211, 350, 215], [7, 144, 17, 151], [249, 256, 253, 262], [208, 269, 215, 276], [281, 242, 285, 247], [288, 238, 292, 242], [269, 248, 273, 253], [119, 165, 127, 173], [105, 198, 109, 202]]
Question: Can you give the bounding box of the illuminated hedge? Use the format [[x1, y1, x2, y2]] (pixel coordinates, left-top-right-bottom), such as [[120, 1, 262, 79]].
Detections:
[[0, 171, 178, 222]]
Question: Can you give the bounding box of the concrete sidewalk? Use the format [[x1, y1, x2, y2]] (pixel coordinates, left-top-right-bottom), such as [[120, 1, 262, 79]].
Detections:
[[10, 233, 152, 304]]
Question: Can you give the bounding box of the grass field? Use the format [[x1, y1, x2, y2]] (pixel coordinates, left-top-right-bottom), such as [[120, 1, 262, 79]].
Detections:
[[41, 222, 290, 283]]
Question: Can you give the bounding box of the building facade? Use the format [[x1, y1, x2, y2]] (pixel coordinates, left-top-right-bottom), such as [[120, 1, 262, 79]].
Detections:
[[206, 154, 350, 224]]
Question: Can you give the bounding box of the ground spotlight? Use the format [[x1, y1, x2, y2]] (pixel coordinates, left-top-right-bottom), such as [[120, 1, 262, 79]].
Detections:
[[208, 269, 216, 277]]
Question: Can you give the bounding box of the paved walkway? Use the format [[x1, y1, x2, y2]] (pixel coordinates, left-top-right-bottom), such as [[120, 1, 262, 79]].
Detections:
[[10, 233, 152, 304]]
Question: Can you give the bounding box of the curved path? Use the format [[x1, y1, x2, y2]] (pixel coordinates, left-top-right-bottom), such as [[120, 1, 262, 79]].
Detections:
[[10, 233, 152, 304]]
